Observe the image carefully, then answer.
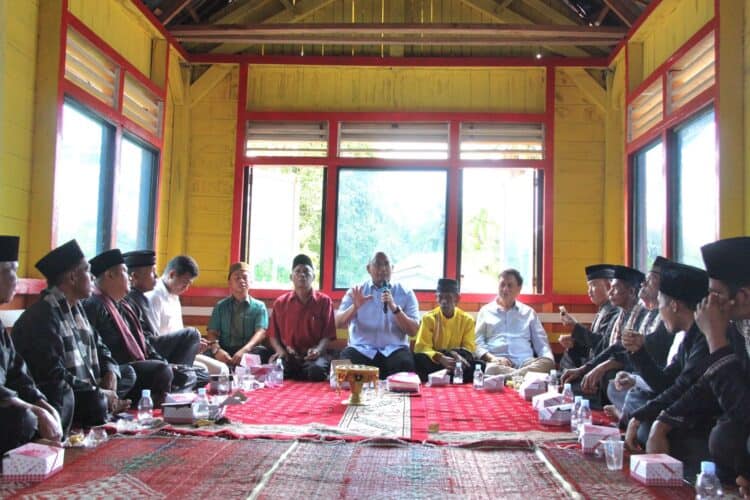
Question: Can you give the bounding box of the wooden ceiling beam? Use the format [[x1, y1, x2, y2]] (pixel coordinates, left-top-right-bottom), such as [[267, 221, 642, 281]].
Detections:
[[594, 6, 610, 26], [158, 0, 193, 25], [174, 35, 622, 46], [602, 0, 640, 27]]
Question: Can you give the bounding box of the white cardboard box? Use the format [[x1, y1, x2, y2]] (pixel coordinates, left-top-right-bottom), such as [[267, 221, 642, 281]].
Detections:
[[579, 423, 621, 454], [387, 372, 421, 393], [531, 392, 565, 410], [630, 454, 684, 486], [538, 403, 572, 426], [428, 369, 450, 387], [483, 374, 505, 392], [2, 443, 64, 481]]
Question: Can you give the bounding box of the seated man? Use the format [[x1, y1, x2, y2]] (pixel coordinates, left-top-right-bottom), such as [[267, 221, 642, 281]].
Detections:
[[656, 237, 750, 484], [147, 255, 227, 375], [561, 265, 646, 408], [335, 251, 420, 379], [476, 269, 553, 377], [619, 261, 710, 476], [414, 278, 476, 383], [267, 254, 336, 382], [12, 240, 131, 430], [122, 250, 201, 367], [0, 235, 63, 453], [559, 264, 618, 369], [83, 249, 173, 407], [206, 262, 271, 367]]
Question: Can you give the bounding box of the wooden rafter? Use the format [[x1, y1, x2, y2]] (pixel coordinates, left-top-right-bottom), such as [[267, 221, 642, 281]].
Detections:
[[278, 0, 297, 13], [172, 23, 626, 46], [158, 0, 193, 25], [594, 6, 610, 26], [602, 0, 640, 27]]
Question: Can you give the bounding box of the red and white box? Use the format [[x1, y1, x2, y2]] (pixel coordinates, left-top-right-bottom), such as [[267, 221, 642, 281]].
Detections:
[[532, 392, 564, 410], [483, 374, 505, 392], [538, 403, 572, 426], [2, 443, 64, 482], [428, 369, 450, 387], [519, 380, 546, 401], [630, 454, 684, 486], [387, 372, 421, 393], [165, 392, 196, 405], [579, 423, 621, 454]]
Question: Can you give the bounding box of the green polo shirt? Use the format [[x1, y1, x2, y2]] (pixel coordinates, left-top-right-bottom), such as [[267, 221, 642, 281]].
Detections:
[[208, 295, 268, 353]]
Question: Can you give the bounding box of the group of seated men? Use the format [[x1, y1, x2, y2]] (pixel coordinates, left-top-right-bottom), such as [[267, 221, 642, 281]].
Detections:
[[2, 235, 750, 495]]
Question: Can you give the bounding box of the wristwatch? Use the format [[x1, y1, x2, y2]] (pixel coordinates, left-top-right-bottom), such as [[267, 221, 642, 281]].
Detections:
[[392, 305, 402, 315]]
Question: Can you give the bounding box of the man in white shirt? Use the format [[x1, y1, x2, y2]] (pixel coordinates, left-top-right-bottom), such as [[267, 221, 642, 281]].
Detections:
[[147, 255, 228, 375], [475, 269, 554, 377]]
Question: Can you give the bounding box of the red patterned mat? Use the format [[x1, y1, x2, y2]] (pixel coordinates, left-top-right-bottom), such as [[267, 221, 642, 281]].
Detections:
[[7, 436, 292, 499], [411, 385, 614, 441], [539, 442, 696, 499], [258, 440, 572, 499]]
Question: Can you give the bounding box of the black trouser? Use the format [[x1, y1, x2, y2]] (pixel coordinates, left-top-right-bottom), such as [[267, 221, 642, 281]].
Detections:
[[709, 417, 750, 483], [283, 355, 330, 382], [120, 360, 173, 407], [0, 405, 38, 454], [224, 344, 272, 364], [340, 346, 415, 380], [38, 380, 75, 433], [414, 348, 478, 383], [559, 344, 590, 370], [150, 328, 200, 365], [570, 367, 618, 410], [73, 388, 109, 428]]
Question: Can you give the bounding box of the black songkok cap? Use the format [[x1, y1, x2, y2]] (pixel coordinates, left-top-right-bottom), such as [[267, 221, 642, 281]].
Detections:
[[35, 239, 85, 281], [437, 278, 459, 294], [90, 249, 124, 278], [0, 236, 20, 262], [612, 265, 645, 288], [585, 264, 615, 281], [650, 256, 670, 274], [123, 250, 156, 269], [659, 261, 708, 309], [701, 237, 750, 285], [292, 254, 314, 269]]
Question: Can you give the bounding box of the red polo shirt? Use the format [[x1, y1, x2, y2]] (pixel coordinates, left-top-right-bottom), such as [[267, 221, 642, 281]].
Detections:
[[267, 290, 337, 353]]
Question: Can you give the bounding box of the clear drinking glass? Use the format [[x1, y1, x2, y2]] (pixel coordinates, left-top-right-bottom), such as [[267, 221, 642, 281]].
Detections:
[[602, 439, 624, 470]]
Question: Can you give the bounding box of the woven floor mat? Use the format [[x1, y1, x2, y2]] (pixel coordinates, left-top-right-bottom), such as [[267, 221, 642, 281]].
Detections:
[[538, 442, 696, 499], [7, 435, 292, 499], [257, 439, 573, 499]]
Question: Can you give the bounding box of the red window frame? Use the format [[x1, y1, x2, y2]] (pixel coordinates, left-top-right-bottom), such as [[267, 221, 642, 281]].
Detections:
[[230, 65, 556, 305]]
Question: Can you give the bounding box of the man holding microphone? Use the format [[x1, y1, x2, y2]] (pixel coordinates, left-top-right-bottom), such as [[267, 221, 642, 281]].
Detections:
[[335, 252, 420, 378]]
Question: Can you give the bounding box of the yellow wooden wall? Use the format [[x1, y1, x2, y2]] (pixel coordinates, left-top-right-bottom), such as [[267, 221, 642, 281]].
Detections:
[[553, 69, 606, 293], [0, 0, 39, 274]]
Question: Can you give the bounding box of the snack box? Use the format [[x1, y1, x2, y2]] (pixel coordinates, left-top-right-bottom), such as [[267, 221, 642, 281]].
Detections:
[[579, 423, 621, 454], [531, 392, 565, 410], [386, 372, 421, 393], [483, 374, 505, 392], [538, 403, 572, 426], [2, 443, 64, 481], [630, 454, 684, 486], [428, 369, 450, 387]]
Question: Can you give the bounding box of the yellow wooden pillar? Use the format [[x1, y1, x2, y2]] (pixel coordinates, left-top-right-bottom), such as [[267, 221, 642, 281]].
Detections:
[[602, 54, 626, 265]]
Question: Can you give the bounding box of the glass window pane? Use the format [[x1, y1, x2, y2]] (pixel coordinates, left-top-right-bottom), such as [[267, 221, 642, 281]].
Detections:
[[632, 141, 665, 272], [675, 110, 717, 266], [56, 103, 111, 257], [115, 137, 158, 251], [245, 166, 324, 289], [335, 169, 447, 290], [460, 168, 540, 294]]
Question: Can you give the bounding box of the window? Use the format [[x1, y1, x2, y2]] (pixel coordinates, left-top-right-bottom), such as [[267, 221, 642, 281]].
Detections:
[[459, 122, 544, 160], [631, 141, 665, 272], [115, 137, 158, 251], [334, 169, 447, 290], [460, 168, 542, 294], [242, 166, 324, 289], [55, 101, 159, 256], [56, 102, 114, 257], [338, 122, 449, 159], [674, 110, 717, 266]]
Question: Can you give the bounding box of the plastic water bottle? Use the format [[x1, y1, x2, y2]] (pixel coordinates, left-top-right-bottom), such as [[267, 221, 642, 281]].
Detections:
[[453, 361, 463, 384], [271, 358, 284, 388], [571, 395, 582, 433], [695, 461, 723, 499], [547, 369, 559, 392], [561, 383, 574, 404], [473, 363, 484, 389], [192, 388, 210, 423], [577, 399, 592, 434], [137, 389, 153, 425]]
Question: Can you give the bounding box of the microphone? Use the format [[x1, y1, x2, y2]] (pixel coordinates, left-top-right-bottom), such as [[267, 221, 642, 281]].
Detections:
[[381, 282, 391, 313]]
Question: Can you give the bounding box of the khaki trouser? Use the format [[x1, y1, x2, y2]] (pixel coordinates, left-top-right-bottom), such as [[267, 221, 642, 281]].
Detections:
[[194, 353, 229, 375], [484, 356, 555, 378]]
